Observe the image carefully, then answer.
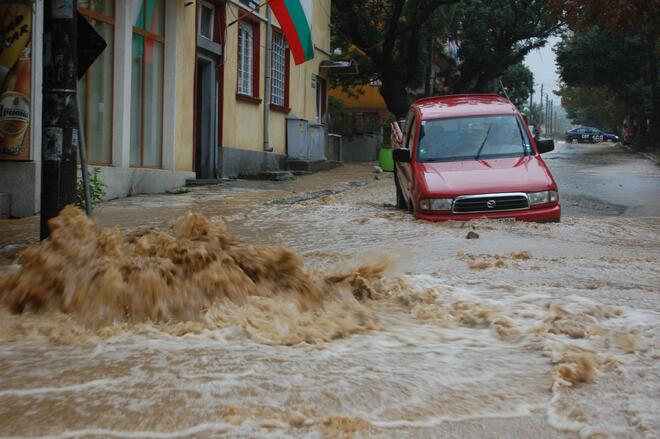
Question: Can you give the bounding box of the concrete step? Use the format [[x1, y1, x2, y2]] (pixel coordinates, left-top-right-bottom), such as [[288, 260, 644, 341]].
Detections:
[[185, 179, 223, 187], [285, 160, 342, 173], [255, 171, 295, 181]]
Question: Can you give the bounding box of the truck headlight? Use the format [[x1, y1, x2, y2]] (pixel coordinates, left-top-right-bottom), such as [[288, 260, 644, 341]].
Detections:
[[528, 190, 558, 205], [420, 198, 453, 211]]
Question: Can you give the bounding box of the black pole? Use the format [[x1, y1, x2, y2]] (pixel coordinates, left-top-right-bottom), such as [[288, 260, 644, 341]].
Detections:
[[76, 82, 92, 217], [41, 0, 79, 240]]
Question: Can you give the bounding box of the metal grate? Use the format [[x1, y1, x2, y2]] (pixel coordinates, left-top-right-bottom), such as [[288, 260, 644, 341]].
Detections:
[[453, 193, 529, 214], [271, 33, 286, 106], [238, 22, 253, 96]]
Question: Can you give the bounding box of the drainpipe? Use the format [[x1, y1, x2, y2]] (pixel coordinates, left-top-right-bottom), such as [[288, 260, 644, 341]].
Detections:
[[263, 4, 273, 152]]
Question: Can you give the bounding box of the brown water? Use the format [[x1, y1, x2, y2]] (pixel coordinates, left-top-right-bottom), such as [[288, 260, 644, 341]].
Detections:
[[0, 207, 393, 345], [1, 182, 659, 438]]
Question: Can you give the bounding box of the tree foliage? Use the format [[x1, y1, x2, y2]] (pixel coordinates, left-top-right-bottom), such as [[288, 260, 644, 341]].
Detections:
[[332, 0, 460, 116], [554, 26, 651, 130], [549, 0, 660, 36], [558, 85, 627, 131], [500, 63, 534, 108], [332, 0, 558, 116], [444, 0, 557, 93], [550, 0, 660, 148]]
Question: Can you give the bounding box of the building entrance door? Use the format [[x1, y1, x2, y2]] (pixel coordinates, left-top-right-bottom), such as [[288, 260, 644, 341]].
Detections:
[[194, 56, 218, 179]]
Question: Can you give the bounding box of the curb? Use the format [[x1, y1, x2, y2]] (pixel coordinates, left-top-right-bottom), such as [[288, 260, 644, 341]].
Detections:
[[618, 143, 659, 165]]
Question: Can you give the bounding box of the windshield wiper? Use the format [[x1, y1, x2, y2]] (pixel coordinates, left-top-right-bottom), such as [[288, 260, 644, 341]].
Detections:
[[474, 124, 493, 160]]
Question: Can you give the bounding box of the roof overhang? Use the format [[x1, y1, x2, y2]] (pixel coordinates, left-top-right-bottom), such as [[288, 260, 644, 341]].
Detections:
[[319, 60, 359, 76]]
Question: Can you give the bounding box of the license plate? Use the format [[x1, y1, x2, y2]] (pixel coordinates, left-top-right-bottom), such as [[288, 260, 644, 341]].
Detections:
[[494, 217, 516, 222]]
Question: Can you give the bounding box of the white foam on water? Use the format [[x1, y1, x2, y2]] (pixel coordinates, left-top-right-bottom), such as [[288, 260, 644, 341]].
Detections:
[[0, 378, 127, 397], [1, 421, 233, 439], [1, 271, 658, 437]]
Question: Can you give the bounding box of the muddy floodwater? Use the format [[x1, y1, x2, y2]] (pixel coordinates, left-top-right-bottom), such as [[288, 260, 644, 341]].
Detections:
[[1, 157, 659, 438]]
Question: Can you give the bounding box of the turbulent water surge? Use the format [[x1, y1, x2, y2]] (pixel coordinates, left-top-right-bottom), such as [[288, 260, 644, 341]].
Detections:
[[0, 206, 658, 438]]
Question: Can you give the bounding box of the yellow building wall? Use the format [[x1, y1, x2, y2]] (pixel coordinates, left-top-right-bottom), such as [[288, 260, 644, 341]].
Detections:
[[329, 85, 389, 115], [174, 0, 196, 172], [221, 0, 331, 156]]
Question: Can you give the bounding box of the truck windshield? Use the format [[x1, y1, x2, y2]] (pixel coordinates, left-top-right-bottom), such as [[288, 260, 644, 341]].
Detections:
[[417, 115, 532, 162]]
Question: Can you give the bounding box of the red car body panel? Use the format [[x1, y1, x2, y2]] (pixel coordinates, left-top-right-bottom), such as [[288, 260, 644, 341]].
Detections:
[[395, 94, 561, 222]]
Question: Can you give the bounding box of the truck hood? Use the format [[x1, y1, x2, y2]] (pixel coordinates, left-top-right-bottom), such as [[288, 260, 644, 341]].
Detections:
[[418, 156, 554, 196]]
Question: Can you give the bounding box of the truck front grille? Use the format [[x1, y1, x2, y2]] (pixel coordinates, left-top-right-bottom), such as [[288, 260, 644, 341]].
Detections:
[[453, 193, 529, 214]]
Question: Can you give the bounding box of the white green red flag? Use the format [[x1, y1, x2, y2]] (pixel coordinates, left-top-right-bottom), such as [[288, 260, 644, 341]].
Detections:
[[270, 0, 314, 65]]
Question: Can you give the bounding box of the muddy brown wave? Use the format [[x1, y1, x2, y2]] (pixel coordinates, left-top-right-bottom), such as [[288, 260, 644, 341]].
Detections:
[[0, 206, 389, 344]]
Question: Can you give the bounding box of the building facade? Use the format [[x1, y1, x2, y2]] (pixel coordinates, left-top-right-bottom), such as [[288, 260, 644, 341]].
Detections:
[[0, 0, 332, 218], [0, 0, 197, 218], [194, 0, 331, 178]]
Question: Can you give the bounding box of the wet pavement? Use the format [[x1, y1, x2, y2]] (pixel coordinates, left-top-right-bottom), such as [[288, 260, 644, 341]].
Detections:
[[544, 141, 660, 217], [0, 143, 659, 438]]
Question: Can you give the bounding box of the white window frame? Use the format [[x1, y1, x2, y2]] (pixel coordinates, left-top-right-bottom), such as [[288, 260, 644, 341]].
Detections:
[[238, 21, 254, 96], [271, 32, 286, 106], [199, 1, 215, 40]]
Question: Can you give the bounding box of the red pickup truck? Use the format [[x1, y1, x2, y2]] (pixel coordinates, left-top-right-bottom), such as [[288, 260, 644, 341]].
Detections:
[[391, 94, 560, 222]]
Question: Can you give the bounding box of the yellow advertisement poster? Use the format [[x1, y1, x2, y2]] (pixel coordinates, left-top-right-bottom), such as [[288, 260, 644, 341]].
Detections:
[[0, 2, 32, 161]]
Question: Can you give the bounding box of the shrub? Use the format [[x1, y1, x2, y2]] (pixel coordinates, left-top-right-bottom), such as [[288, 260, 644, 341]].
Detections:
[[76, 167, 107, 210]]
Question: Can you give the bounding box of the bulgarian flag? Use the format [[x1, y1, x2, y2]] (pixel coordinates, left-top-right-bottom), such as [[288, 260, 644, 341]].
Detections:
[[270, 0, 314, 65]]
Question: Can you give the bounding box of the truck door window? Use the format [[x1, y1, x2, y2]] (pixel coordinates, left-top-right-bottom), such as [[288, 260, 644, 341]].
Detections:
[[405, 116, 416, 148]]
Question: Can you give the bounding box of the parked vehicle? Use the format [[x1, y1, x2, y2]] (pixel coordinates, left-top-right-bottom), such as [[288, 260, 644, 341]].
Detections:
[[565, 127, 619, 143], [391, 94, 560, 222], [600, 131, 620, 142]]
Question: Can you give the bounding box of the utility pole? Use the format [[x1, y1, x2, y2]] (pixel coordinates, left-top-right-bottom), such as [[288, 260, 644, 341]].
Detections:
[[539, 85, 544, 133], [545, 94, 550, 136], [41, 0, 79, 240], [550, 100, 554, 137]]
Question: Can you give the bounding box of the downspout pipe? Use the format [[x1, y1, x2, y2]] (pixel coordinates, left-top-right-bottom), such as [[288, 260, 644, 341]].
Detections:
[[263, 4, 273, 152]]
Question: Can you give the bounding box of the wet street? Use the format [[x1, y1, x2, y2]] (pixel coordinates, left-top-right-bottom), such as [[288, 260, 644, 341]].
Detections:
[[545, 142, 660, 217], [0, 142, 659, 438]]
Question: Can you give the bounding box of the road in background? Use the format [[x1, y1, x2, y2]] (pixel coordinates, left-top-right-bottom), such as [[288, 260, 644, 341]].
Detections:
[[544, 141, 660, 217]]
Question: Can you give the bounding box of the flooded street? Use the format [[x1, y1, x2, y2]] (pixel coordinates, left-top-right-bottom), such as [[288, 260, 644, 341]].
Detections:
[[1, 143, 659, 438]]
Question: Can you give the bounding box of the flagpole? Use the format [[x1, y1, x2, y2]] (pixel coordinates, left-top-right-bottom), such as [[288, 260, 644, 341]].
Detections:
[[226, 0, 273, 28]]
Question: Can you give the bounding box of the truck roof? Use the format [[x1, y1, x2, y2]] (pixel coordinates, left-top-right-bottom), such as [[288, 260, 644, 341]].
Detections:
[[412, 94, 519, 120]]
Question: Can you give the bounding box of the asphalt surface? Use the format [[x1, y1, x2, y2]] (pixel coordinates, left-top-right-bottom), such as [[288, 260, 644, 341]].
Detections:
[[542, 141, 660, 217]]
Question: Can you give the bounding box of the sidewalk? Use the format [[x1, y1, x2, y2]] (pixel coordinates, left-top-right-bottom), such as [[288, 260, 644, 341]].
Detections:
[[619, 142, 660, 165], [0, 163, 384, 263]]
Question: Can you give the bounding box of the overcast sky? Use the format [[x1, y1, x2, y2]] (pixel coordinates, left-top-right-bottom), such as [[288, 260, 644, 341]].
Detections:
[[524, 36, 562, 108]]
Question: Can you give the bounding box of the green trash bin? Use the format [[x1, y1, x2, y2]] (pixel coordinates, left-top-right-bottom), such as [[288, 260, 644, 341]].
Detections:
[[378, 148, 394, 172]]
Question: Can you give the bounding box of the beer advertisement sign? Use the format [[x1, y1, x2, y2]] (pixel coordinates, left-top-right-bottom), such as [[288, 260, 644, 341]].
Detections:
[[0, 2, 32, 161]]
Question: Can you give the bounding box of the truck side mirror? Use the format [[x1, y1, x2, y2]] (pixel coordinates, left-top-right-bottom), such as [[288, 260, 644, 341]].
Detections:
[[392, 148, 411, 163], [537, 139, 555, 154]]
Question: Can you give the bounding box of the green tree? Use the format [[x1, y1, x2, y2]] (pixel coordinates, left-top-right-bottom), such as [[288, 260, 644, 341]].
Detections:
[[444, 0, 558, 93], [332, 0, 459, 116], [332, 0, 558, 116], [558, 85, 627, 132], [500, 63, 534, 108], [555, 26, 652, 135], [550, 0, 660, 147]]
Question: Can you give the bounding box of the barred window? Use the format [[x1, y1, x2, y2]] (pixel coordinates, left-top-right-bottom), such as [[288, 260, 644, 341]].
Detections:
[[271, 33, 287, 107], [238, 22, 254, 96]]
